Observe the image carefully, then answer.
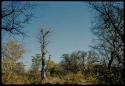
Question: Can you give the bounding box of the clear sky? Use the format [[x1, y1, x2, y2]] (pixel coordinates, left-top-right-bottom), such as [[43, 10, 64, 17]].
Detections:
[[2, 1, 94, 70]]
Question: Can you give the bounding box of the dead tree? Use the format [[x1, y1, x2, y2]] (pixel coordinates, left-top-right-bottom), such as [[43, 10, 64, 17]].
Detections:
[[38, 27, 51, 80]]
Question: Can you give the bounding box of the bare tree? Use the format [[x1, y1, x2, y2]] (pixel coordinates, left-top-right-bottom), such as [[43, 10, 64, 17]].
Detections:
[[2, 1, 33, 36], [89, 2, 124, 70], [38, 27, 52, 80]]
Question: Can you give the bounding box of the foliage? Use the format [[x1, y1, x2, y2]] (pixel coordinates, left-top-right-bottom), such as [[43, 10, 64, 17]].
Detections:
[[60, 51, 87, 74], [47, 61, 60, 77], [2, 39, 26, 84], [2, 1, 124, 85]]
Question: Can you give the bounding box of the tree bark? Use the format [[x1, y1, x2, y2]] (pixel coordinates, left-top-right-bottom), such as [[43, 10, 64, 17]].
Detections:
[[41, 56, 46, 80]]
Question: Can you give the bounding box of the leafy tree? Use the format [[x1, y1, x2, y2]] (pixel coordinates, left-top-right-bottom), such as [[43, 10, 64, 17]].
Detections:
[[2, 39, 25, 62], [2, 39, 25, 84], [14, 62, 26, 75], [28, 54, 41, 83], [31, 54, 41, 71], [60, 51, 87, 74], [47, 60, 60, 77]]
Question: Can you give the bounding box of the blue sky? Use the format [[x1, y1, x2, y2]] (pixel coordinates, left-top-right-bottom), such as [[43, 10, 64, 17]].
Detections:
[[2, 1, 94, 70]]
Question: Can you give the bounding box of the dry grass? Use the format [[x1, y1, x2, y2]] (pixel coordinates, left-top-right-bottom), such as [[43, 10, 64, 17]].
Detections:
[[2, 70, 97, 85]]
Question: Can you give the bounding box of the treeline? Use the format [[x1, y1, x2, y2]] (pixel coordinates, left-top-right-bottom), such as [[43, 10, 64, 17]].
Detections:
[[2, 39, 124, 84]]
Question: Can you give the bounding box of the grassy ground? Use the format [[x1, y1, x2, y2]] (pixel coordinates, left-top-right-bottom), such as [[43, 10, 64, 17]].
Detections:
[[2, 70, 99, 85], [2, 74, 95, 85]]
